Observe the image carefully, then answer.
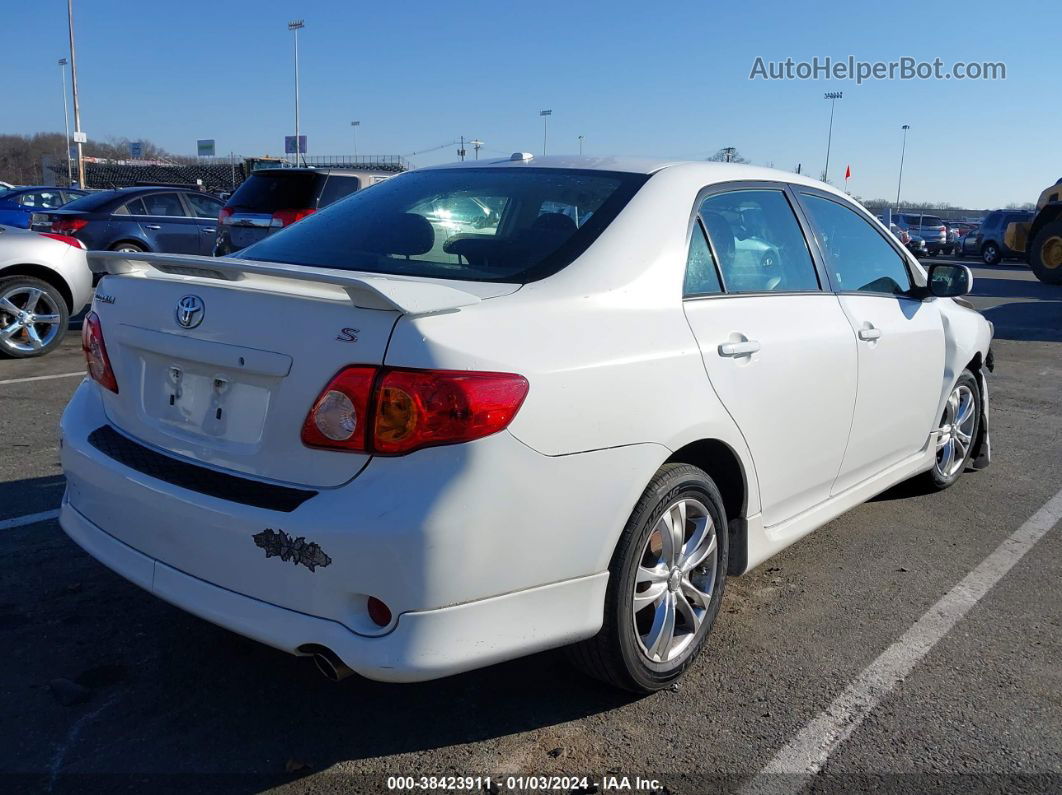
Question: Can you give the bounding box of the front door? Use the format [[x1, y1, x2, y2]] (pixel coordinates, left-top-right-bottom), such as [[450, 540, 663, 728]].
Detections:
[[796, 191, 945, 493], [682, 185, 858, 526]]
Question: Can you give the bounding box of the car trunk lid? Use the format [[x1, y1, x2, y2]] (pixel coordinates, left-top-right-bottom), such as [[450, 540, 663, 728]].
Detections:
[[87, 251, 512, 488]]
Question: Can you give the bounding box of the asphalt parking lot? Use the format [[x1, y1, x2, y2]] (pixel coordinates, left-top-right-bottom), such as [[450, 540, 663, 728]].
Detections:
[[1, 259, 1059, 793]]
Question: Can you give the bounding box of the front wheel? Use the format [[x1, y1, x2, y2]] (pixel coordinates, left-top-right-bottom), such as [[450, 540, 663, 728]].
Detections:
[[982, 242, 1001, 265], [567, 464, 728, 693], [0, 277, 70, 359], [922, 370, 981, 490]]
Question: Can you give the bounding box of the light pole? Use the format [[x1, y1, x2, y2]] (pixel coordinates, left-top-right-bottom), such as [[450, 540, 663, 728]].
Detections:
[[895, 124, 910, 211], [539, 109, 552, 155], [470, 139, 483, 160], [823, 91, 843, 182], [288, 19, 305, 165], [66, 0, 85, 188], [351, 120, 360, 160], [578, 135, 584, 155], [58, 58, 72, 185]]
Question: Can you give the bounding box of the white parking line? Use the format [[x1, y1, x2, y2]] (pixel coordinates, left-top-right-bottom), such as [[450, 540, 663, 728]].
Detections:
[[0, 509, 60, 531], [0, 371, 83, 386], [746, 485, 1062, 792]]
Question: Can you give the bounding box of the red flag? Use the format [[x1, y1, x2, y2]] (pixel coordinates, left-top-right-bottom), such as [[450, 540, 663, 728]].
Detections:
[[845, 165, 852, 180]]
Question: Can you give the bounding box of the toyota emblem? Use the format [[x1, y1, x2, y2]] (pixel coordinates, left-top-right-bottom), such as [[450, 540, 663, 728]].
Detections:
[[175, 295, 205, 329]]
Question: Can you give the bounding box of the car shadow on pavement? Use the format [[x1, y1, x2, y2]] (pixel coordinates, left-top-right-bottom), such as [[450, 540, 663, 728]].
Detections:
[[0, 474, 65, 519], [0, 480, 637, 784]]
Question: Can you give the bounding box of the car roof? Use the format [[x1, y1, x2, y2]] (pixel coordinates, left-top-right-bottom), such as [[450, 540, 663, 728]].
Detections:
[[417, 155, 849, 196]]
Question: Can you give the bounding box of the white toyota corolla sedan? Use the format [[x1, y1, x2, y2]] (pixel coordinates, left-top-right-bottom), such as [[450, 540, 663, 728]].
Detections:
[[60, 157, 992, 692]]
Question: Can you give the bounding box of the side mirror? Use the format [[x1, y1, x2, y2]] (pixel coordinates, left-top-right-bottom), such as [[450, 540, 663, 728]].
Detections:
[[927, 262, 973, 298]]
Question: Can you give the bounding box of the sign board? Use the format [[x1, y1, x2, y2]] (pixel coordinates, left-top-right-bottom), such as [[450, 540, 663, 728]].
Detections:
[[129, 141, 143, 159], [69, 146, 78, 160], [72, 131, 87, 144], [196, 139, 216, 157], [284, 135, 307, 154]]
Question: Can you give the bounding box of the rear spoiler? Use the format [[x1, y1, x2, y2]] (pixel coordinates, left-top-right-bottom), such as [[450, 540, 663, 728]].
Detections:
[[88, 251, 483, 316]]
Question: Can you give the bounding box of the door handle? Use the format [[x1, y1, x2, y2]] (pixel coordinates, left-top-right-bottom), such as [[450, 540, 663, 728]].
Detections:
[[719, 340, 761, 357], [144, 224, 162, 230], [858, 327, 882, 342], [201, 227, 216, 234]]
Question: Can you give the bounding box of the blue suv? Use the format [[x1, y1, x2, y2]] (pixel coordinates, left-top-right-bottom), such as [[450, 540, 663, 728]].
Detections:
[[30, 186, 224, 254], [0, 186, 87, 228]]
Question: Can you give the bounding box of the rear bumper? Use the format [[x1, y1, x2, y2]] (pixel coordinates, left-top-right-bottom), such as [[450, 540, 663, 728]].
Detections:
[[60, 499, 607, 682], [59, 381, 660, 681]]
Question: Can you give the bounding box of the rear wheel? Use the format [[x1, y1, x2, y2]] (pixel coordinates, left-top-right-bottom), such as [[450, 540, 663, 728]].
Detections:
[[567, 464, 728, 693], [1029, 220, 1062, 285], [0, 277, 69, 359], [111, 241, 145, 253], [982, 242, 1001, 265], [922, 370, 980, 490]]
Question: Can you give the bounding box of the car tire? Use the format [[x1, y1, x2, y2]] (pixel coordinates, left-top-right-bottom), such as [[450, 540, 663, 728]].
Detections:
[[921, 369, 981, 491], [982, 242, 1001, 265], [567, 463, 728, 693], [1028, 220, 1062, 285], [0, 276, 70, 359], [111, 242, 145, 253]]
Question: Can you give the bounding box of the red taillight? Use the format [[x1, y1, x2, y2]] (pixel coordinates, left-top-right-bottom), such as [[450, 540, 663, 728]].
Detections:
[[39, 232, 86, 249], [52, 218, 88, 235], [270, 207, 316, 228], [218, 207, 234, 225], [301, 367, 529, 455], [81, 311, 118, 393]]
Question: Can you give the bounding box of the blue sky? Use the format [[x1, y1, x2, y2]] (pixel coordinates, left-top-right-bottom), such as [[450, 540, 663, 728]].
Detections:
[[5, 0, 1059, 208]]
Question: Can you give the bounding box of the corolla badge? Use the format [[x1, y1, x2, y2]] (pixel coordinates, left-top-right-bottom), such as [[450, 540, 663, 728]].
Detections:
[[175, 295, 205, 329]]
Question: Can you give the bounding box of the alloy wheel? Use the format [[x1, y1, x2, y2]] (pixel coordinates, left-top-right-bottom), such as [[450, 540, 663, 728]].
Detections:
[[632, 498, 718, 663], [0, 286, 63, 354], [935, 384, 976, 479]]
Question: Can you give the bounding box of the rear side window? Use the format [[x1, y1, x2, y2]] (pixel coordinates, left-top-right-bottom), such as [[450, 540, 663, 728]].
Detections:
[[800, 194, 912, 295], [228, 171, 322, 211], [241, 167, 648, 283], [118, 198, 147, 215], [683, 221, 722, 296], [698, 189, 819, 294], [983, 212, 1002, 228], [317, 175, 360, 208]]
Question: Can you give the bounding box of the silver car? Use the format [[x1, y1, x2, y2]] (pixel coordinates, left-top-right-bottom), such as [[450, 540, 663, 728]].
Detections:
[[0, 225, 93, 358]]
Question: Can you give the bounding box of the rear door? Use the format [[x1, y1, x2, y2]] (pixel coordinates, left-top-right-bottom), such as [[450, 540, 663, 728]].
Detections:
[[682, 184, 858, 526], [796, 190, 944, 492], [182, 192, 225, 255], [134, 192, 201, 253]]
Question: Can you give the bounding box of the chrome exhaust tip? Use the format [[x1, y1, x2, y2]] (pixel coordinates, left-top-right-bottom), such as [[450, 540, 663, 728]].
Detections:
[[310, 649, 354, 682]]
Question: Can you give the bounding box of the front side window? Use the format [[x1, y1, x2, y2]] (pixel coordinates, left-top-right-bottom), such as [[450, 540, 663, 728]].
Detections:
[[241, 167, 648, 283], [19, 191, 63, 209], [800, 194, 912, 295], [683, 220, 722, 296], [698, 189, 819, 294], [185, 193, 223, 219]]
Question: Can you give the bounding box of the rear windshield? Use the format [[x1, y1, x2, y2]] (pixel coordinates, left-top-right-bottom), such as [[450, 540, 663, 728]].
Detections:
[[227, 170, 323, 211], [240, 167, 649, 283], [57, 191, 120, 212], [918, 216, 944, 226]]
